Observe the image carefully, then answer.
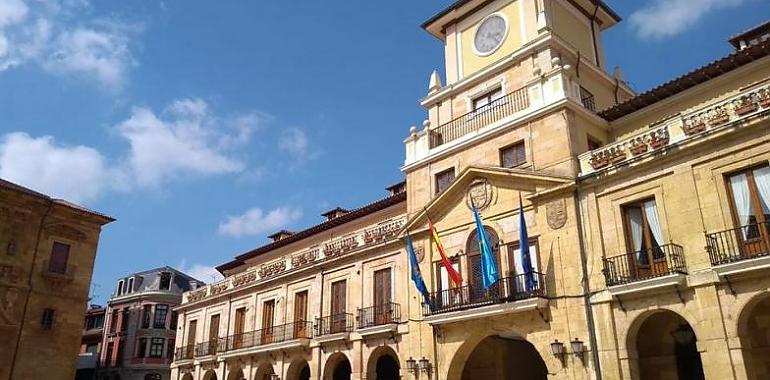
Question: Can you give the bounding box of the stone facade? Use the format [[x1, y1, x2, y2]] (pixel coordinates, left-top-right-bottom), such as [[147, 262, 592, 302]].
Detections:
[[0, 179, 114, 380], [97, 267, 205, 380], [170, 1, 770, 380]]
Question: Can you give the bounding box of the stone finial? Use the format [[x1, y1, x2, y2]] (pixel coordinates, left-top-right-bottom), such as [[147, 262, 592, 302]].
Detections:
[[551, 56, 561, 69], [422, 120, 431, 130], [428, 70, 443, 94], [409, 126, 417, 136]]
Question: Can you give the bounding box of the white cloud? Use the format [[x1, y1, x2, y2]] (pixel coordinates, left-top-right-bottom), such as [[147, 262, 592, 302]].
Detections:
[[0, 98, 266, 203], [116, 98, 254, 187], [629, 0, 745, 40], [279, 127, 317, 162], [178, 261, 224, 284], [0, 132, 115, 204], [0, 0, 138, 88], [218, 207, 303, 238]]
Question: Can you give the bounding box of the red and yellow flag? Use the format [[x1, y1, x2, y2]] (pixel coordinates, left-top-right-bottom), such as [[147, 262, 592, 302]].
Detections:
[[428, 216, 463, 287]]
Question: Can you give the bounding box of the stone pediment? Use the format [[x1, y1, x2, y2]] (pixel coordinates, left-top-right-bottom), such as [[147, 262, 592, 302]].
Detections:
[[403, 166, 573, 234]]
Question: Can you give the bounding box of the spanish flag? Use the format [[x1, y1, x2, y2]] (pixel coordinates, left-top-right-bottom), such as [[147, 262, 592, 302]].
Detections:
[[428, 216, 463, 286]]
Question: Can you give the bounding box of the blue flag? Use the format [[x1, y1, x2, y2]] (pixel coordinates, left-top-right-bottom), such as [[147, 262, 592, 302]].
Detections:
[[519, 194, 536, 292], [406, 233, 431, 307], [472, 207, 499, 289]]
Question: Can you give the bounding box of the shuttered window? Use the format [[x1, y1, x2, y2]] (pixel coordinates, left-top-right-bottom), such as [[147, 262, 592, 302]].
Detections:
[[48, 242, 70, 274]]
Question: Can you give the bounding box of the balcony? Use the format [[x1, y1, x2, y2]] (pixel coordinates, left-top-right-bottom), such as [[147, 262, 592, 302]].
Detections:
[[174, 346, 194, 361], [422, 272, 547, 325], [218, 321, 312, 359], [357, 303, 401, 337], [314, 313, 353, 343], [602, 243, 688, 295], [706, 222, 770, 276], [194, 340, 222, 358], [428, 87, 530, 149], [581, 93, 596, 112]]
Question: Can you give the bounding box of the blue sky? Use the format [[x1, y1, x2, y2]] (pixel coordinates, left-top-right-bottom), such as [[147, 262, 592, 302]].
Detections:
[[1, 0, 768, 303]]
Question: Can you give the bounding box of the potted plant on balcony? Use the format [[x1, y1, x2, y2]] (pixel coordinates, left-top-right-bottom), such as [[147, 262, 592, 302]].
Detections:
[[757, 88, 770, 108], [608, 146, 627, 164], [589, 151, 609, 170], [733, 95, 758, 116], [649, 129, 670, 150], [628, 137, 649, 156], [683, 114, 706, 135], [707, 106, 730, 126]]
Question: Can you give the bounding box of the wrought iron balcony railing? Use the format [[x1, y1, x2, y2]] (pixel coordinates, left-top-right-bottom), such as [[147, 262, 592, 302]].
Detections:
[[428, 87, 530, 149], [706, 222, 770, 266], [422, 272, 546, 316], [357, 303, 401, 329], [315, 313, 353, 336], [194, 339, 223, 357], [581, 94, 596, 112], [602, 243, 687, 287], [222, 321, 312, 352], [174, 345, 195, 361]]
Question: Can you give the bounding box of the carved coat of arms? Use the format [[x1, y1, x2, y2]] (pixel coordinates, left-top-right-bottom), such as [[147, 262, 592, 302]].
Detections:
[[465, 178, 494, 211], [546, 199, 568, 230]]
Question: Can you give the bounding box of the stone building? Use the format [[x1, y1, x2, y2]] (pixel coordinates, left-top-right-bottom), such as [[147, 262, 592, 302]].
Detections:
[[77, 305, 107, 380], [170, 1, 770, 379], [97, 267, 205, 380], [0, 178, 114, 380]]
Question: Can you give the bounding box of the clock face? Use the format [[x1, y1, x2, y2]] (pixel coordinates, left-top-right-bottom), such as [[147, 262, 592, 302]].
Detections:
[[474, 14, 507, 56]]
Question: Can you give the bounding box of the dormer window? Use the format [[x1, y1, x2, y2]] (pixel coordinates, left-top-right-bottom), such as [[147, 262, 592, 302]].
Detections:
[[159, 272, 171, 290], [322, 207, 349, 221], [117, 280, 124, 296], [127, 278, 134, 294]]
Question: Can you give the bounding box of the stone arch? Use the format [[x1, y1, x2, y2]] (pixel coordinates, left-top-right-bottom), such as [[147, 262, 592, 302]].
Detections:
[[626, 309, 705, 380], [323, 352, 352, 380], [365, 345, 400, 380], [180, 373, 193, 380], [620, 304, 701, 356], [202, 370, 218, 380], [286, 358, 312, 380], [226, 366, 246, 380], [446, 333, 547, 380], [253, 361, 276, 380], [736, 291, 770, 379]]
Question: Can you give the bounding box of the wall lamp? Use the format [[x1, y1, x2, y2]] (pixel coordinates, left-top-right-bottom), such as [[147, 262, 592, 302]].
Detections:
[[406, 357, 432, 374], [551, 338, 586, 363]]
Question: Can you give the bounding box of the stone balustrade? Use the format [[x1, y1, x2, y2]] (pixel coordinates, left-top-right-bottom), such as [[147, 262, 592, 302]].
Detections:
[[579, 81, 770, 175], [182, 216, 406, 303]]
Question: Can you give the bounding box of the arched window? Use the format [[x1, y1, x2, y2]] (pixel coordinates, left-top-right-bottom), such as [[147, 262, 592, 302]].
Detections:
[[117, 280, 124, 296], [465, 226, 501, 289]]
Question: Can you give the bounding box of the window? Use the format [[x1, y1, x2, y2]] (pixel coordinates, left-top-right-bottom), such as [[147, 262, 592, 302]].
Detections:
[[85, 344, 98, 354], [105, 342, 114, 367], [587, 135, 602, 151], [136, 338, 147, 358], [624, 199, 665, 266], [48, 242, 70, 274], [500, 141, 526, 168], [142, 305, 152, 329], [41, 308, 55, 330], [154, 305, 169, 329], [148, 338, 164, 358], [159, 272, 172, 290], [330, 281, 346, 334], [466, 226, 501, 292], [472, 87, 503, 111], [110, 309, 118, 333], [580, 86, 596, 112], [186, 320, 197, 347], [127, 278, 134, 293], [261, 301, 275, 343], [117, 280, 124, 296], [166, 339, 175, 359], [435, 258, 461, 291], [726, 166, 770, 240], [292, 293, 308, 338], [86, 314, 104, 330], [435, 168, 455, 194], [506, 239, 540, 277], [170, 311, 178, 330], [120, 308, 130, 332], [116, 341, 125, 367], [208, 314, 220, 342]]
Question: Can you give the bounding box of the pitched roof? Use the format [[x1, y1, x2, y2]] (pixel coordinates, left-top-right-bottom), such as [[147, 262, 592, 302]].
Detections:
[[598, 40, 770, 122], [215, 192, 407, 273], [0, 178, 115, 222]]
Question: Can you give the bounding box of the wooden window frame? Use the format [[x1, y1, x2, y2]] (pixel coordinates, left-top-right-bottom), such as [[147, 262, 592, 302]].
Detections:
[[148, 337, 164, 358], [505, 238, 542, 277], [153, 304, 169, 329], [435, 168, 456, 195], [499, 141, 526, 168], [48, 242, 70, 274], [141, 305, 152, 329], [621, 198, 664, 269], [434, 257, 462, 292], [587, 135, 602, 151], [472, 87, 503, 111]]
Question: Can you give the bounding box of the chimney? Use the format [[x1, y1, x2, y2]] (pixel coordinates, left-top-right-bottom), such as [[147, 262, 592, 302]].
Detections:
[[268, 230, 294, 242], [385, 181, 406, 196], [321, 207, 349, 221], [728, 20, 770, 50]]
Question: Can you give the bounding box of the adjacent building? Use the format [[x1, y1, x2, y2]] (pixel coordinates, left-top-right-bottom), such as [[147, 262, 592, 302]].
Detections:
[[77, 305, 107, 380], [170, 1, 770, 380], [0, 178, 115, 380], [97, 267, 205, 380]]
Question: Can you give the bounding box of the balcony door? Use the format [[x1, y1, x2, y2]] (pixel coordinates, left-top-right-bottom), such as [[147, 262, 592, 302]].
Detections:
[[435, 259, 461, 309], [624, 199, 665, 278], [233, 308, 246, 349], [466, 226, 500, 303], [293, 291, 308, 338], [373, 268, 392, 325], [185, 320, 197, 356], [727, 166, 770, 257], [207, 314, 219, 355], [261, 300, 275, 344], [330, 280, 347, 334]]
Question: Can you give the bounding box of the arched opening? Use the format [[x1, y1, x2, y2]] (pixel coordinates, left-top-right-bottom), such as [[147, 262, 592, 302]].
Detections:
[[324, 353, 352, 380], [459, 336, 546, 380], [181, 374, 193, 380], [227, 367, 245, 380], [254, 363, 276, 380], [739, 293, 770, 379], [631, 310, 704, 380], [466, 226, 501, 301], [202, 370, 218, 380], [286, 359, 311, 380], [366, 346, 400, 380]]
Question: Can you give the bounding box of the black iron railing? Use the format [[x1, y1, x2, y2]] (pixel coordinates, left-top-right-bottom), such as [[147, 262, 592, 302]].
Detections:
[[422, 272, 546, 316], [194, 339, 223, 357], [706, 222, 770, 266], [429, 87, 529, 148], [602, 243, 687, 286], [222, 321, 312, 352], [174, 345, 195, 361], [315, 313, 353, 336], [358, 303, 401, 329], [581, 94, 596, 112]]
